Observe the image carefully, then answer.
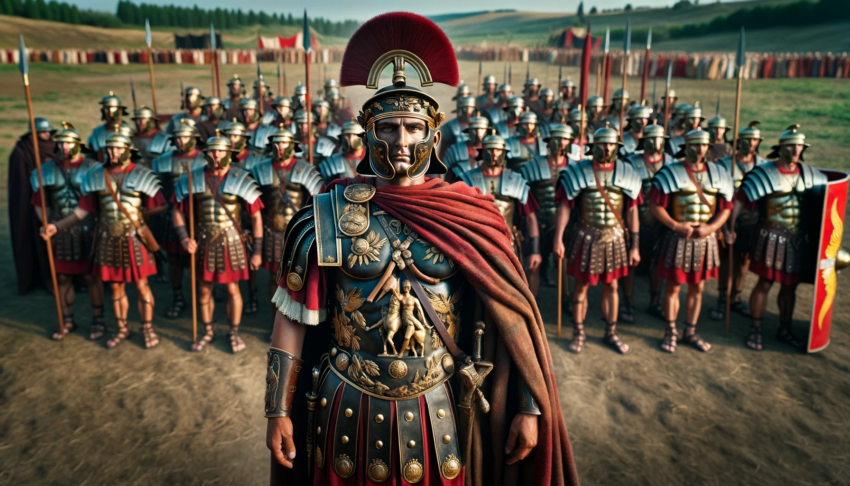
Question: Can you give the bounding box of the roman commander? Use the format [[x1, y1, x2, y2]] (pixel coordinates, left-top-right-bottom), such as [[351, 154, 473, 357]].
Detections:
[[264, 12, 578, 486]]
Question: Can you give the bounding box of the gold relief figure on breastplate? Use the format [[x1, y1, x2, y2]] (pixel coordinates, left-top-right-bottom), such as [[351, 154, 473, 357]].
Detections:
[[396, 280, 433, 357], [423, 287, 462, 344], [343, 183, 376, 203], [339, 203, 369, 236], [365, 282, 403, 356], [331, 285, 367, 350], [347, 230, 388, 268]]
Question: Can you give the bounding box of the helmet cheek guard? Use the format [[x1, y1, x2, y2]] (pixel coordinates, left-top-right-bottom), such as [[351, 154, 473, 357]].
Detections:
[[366, 125, 395, 180], [408, 126, 438, 180]]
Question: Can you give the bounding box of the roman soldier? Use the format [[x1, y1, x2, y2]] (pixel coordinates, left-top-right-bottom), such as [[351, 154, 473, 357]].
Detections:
[[475, 74, 498, 111], [505, 110, 548, 171], [667, 103, 703, 156], [291, 84, 308, 112], [312, 99, 339, 138], [459, 134, 542, 261], [495, 82, 513, 109], [606, 88, 630, 123], [166, 86, 205, 133], [270, 96, 293, 131], [223, 119, 253, 166], [316, 120, 366, 184], [223, 74, 247, 119], [535, 87, 556, 121], [132, 106, 163, 166], [620, 122, 675, 322], [522, 77, 541, 107], [731, 125, 827, 351], [489, 96, 524, 139], [705, 114, 732, 162], [197, 96, 225, 140], [239, 97, 262, 132], [438, 94, 475, 160], [172, 130, 265, 353], [254, 76, 275, 118], [622, 104, 652, 155], [88, 92, 131, 160], [442, 115, 490, 181], [520, 123, 574, 295], [326, 87, 354, 127], [710, 121, 768, 321], [648, 128, 734, 354], [559, 78, 577, 108], [43, 130, 166, 349], [552, 125, 642, 354], [249, 125, 323, 302], [568, 105, 590, 145], [265, 13, 578, 485], [585, 95, 607, 130], [293, 109, 338, 164], [151, 119, 207, 319], [9, 117, 55, 293], [652, 89, 677, 126], [322, 78, 338, 96], [31, 122, 104, 340]]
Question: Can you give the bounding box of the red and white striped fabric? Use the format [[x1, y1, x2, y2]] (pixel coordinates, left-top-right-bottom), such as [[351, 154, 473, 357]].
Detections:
[[258, 32, 317, 50]]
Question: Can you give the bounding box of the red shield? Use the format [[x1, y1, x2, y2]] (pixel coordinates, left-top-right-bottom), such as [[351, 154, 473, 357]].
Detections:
[[807, 169, 849, 353]]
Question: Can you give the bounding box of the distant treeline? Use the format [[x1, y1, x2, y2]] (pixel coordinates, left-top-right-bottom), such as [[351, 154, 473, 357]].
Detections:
[[0, 0, 362, 37], [605, 0, 850, 45]]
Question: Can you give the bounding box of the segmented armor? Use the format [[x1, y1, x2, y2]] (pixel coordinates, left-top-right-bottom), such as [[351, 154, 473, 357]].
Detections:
[[718, 154, 768, 251], [458, 167, 530, 247], [88, 121, 132, 154], [317, 153, 357, 185], [520, 155, 566, 235], [151, 151, 207, 250]]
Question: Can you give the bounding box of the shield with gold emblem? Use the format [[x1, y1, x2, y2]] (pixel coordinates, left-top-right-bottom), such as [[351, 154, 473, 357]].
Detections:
[[807, 169, 849, 353]]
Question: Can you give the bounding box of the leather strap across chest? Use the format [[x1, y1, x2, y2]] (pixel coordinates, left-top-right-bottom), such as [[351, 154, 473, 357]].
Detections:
[[592, 167, 629, 243], [684, 167, 716, 214], [401, 265, 467, 362]]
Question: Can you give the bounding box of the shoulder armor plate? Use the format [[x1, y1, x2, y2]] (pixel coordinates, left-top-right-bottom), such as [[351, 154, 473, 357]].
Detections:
[[313, 192, 341, 266], [494, 121, 511, 139], [261, 111, 277, 126], [443, 142, 470, 167], [458, 167, 487, 194], [651, 163, 689, 195], [151, 151, 174, 175], [289, 160, 324, 196], [557, 159, 592, 201], [146, 131, 174, 157], [520, 156, 551, 183], [801, 163, 828, 190], [613, 159, 643, 200], [249, 157, 275, 186], [706, 161, 734, 201], [326, 124, 342, 140], [124, 164, 162, 198], [317, 153, 349, 181], [500, 169, 530, 204], [222, 166, 262, 204], [174, 165, 207, 203], [243, 152, 264, 172], [315, 137, 338, 158], [30, 160, 56, 192], [506, 137, 524, 159]]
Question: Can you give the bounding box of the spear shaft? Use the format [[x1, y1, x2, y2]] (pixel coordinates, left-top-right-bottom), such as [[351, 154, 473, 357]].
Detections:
[[726, 28, 746, 337], [185, 162, 197, 342], [145, 20, 158, 116]]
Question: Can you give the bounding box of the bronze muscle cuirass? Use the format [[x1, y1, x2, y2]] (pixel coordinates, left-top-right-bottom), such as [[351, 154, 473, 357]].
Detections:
[[481, 175, 516, 231], [671, 173, 718, 224], [764, 172, 804, 231], [260, 168, 304, 232], [579, 173, 624, 229], [98, 180, 144, 228], [193, 180, 247, 273], [93, 175, 148, 269]]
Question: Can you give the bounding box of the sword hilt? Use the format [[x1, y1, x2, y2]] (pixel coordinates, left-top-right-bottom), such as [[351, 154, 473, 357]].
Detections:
[[473, 321, 485, 362]]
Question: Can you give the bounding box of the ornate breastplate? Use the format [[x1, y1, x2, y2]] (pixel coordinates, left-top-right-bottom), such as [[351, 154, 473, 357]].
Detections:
[[319, 186, 463, 400], [48, 165, 83, 219], [765, 172, 804, 231], [260, 168, 305, 232], [579, 171, 624, 229], [195, 179, 240, 232], [98, 177, 143, 227], [671, 171, 719, 224], [480, 175, 516, 230]]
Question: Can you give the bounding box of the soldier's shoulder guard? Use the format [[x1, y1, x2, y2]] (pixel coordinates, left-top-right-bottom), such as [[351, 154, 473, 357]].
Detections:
[[520, 156, 552, 183], [443, 142, 470, 168], [505, 136, 525, 160], [289, 160, 324, 196], [311, 191, 346, 267], [625, 153, 650, 180], [317, 153, 348, 181], [249, 157, 274, 186], [243, 152, 264, 172], [151, 151, 174, 174], [30, 160, 57, 191], [706, 161, 735, 201], [652, 163, 689, 195], [174, 166, 206, 203], [500, 169, 530, 205], [800, 163, 828, 190], [493, 121, 510, 139], [124, 164, 162, 198], [613, 159, 643, 200], [147, 131, 174, 157], [486, 107, 504, 125], [457, 167, 486, 194], [249, 125, 275, 151], [326, 124, 342, 140], [537, 122, 551, 139], [315, 137, 338, 158], [80, 163, 106, 195], [261, 111, 277, 126], [223, 166, 262, 204], [278, 204, 319, 288], [717, 155, 733, 173], [740, 163, 778, 202], [754, 154, 769, 166], [557, 159, 592, 201]]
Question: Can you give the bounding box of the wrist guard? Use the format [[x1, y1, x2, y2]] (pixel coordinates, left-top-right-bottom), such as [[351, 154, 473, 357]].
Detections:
[[54, 213, 81, 231], [175, 225, 189, 242], [517, 379, 541, 415], [265, 347, 303, 418], [529, 236, 540, 255], [252, 236, 263, 257], [629, 231, 639, 252]]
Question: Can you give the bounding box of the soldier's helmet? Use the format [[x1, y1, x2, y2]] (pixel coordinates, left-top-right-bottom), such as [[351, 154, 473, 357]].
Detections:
[[204, 96, 222, 107], [312, 99, 331, 123], [590, 125, 623, 146], [99, 91, 129, 119], [684, 128, 711, 145], [539, 88, 555, 108], [170, 118, 200, 139], [254, 76, 270, 90], [132, 106, 155, 120], [239, 98, 260, 112], [483, 74, 497, 86], [627, 104, 653, 120], [707, 115, 727, 129], [642, 122, 668, 140], [203, 129, 237, 168], [524, 78, 541, 93], [29, 117, 55, 134], [453, 95, 476, 114], [586, 95, 606, 109], [479, 134, 508, 166], [293, 85, 308, 97], [544, 123, 575, 143], [667, 89, 677, 100], [227, 74, 245, 88], [452, 83, 471, 101], [204, 96, 224, 119], [223, 118, 249, 138], [498, 83, 513, 96], [463, 116, 491, 135], [325, 88, 343, 102], [505, 96, 525, 112], [341, 119, 366, 136], [560, 78, 576, 89], [568, 105, 584, 122], [612, 88, 630, 101], [767, 124, 810, 161], [682, 102, 705, 124], [104, 128, 137, 164], [272, 96, 292, 108], [339, 12, 457, 180], [292, 109, 316, 125], [738, 121, 763, 140], [183, 87, 204, 110], [53, 121, 87, 158], [324, 78, 338, 91], [267, 123, 297, 159], [517, 110, 539, 136]]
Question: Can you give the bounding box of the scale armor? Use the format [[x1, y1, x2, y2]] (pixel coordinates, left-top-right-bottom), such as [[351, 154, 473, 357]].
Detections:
[[30, 158, 99, 262], [88, 121, 132, 154], [520, 155, 564, 234], [250, 158, 323, 269], [317, 153, 357, 184], [458, 167, 529, 249], [718, 154, 768, 251], [151, 151, 207, 247], [174, 166, 262, 275], [81, 163, 162, 270]]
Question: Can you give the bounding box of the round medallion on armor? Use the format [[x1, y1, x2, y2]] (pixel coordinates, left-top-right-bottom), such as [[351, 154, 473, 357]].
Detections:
[[440, 353, 455, 374], [334, 454, 355, 479], [368, 458, 390, 483], [442, 454, 461, 479], [351, 238, 370, 256], [388, 359, 408, 378], [343, 183, 377, 203], [403, 459, 424, 484], [335, 352, 350, 371], [286, 272, 303, 291], [339, 206, 369, 236]]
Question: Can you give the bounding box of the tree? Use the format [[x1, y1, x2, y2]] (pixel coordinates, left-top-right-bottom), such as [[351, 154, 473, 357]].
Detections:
[[625, 3, 633, 10], [590, 6, 598, 14], [577, 1, 584, 17]]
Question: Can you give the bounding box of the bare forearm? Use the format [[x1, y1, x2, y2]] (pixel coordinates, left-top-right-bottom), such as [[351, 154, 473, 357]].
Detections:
[[143, 204, 167, 218], [707, 208, 732, 233], [649, 202, 677, 230], [525, 212, 539, 238], [270, 311, 306, 357], [554, 201, 571, 241], [251, 212, 263, 238], [627, 205, 639, 232], [172, 207, 187, 228]]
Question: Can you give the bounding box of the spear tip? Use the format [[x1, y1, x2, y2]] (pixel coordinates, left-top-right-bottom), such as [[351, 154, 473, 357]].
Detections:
[[18, 34, 28, 76], [145, 19, 152, 48]]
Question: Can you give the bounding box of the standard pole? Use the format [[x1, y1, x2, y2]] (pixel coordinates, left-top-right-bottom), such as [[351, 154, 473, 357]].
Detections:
[[24, 76, 65, 342], [619, 53, 627, 139], [185, 162, 197, 343], [640, 46, 651, 104], [726, 65, 743, 337], [306, 50, 314, 165], [210, 49, 216, 97], [147, 47, 158, 116]]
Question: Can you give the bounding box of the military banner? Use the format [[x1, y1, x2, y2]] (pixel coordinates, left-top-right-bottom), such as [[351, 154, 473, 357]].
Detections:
[[807, 169, 849, 353]]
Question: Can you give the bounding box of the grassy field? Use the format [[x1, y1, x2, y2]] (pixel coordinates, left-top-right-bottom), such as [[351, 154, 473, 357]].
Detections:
[[1, 62, 849, 485]]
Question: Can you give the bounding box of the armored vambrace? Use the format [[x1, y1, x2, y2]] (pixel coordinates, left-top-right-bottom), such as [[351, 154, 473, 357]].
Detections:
[[54, 212, 81, 231], [265, 347, 303, 418], [252, 236, 263, 257], [629, 231, 639, 252], [175, 225, 189, 242], [529, 236, 540, 255], [517, 380, 542, 415]]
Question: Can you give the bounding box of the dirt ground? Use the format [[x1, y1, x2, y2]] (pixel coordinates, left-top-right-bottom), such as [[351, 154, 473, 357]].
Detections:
[[1, 61, 849, 486]]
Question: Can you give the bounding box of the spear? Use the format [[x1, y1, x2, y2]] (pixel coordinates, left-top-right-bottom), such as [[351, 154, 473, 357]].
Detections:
[[503, 62, 507, 84], [558, 64, 562, 90], [602, 26, 611, 105], [180, 79, 184, 110], [256, 62, 264, 117], [508, 64, 512, 85], [726, 27, 746, 337], [277, 60, 282, 100], [640, 27, 652, 105], [283, 68, 289, 97], [525, 63, 529, 83], [619, 19, 631, 139], [129, 75, 137, 110], [477, 60, 482, 97], [663, 62, 672, 133], [652, 76, 657, 112], [145, 20, 158, 116], [184, 161, 197, 343], [18, 35, 65, 343], [303, 10, 313, 165], [716, 94, 721, 118], [210, 22, 221, 98]]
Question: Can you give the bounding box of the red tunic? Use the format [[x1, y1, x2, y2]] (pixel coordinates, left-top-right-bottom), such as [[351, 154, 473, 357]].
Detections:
[[78, 165, 166, 283]]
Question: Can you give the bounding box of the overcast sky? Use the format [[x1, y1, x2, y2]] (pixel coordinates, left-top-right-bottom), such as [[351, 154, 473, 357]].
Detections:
[[63, 0, 749, 21]]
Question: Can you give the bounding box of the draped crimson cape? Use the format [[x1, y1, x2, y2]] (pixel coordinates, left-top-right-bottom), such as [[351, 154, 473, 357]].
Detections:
[[272, 176, 579, 486]]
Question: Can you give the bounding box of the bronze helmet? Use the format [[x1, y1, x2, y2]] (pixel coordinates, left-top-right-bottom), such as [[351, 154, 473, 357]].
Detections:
[[53, 121, 87, 159], [203, 129, 236, 168], [266, 123, 297, 160], [477, 134, 508, 167]]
